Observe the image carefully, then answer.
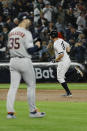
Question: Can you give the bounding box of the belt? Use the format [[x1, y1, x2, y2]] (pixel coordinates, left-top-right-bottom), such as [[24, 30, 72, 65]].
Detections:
[[11, 56, 25, 58]]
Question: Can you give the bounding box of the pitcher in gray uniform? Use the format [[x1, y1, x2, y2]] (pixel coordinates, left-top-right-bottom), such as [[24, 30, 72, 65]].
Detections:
[[6, 12, 45, 118]]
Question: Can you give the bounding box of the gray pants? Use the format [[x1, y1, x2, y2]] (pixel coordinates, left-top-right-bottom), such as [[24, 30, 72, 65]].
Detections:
[[7, 57, 36, 113]]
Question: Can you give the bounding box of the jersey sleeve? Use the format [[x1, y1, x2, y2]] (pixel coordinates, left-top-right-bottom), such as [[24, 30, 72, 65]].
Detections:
[[54, 40, 64, 55], [25, 31, 34, 49], [64, 40, 70, 48]]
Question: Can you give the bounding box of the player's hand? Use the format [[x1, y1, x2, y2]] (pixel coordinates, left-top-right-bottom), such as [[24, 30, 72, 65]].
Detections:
[[35, 41, 41, 48], [51, 59, 56, 63], [34, 37, 42, 49]]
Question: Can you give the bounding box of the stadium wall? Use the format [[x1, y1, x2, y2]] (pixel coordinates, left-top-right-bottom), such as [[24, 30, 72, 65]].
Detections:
[[0, 62, 87, 83]]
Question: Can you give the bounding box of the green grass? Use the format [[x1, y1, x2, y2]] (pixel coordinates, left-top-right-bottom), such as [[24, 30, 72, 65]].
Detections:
[[0, 101, 87, 131], [0, 83, 87, 90], [1, 83, 87, 131]]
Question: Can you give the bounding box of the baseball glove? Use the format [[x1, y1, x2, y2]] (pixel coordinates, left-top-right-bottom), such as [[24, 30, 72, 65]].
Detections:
[[34, 37, 42, 50]]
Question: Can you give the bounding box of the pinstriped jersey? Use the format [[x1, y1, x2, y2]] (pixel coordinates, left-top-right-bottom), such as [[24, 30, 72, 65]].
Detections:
[[54, 38, 70, 62], [8, 27, 33, 58]]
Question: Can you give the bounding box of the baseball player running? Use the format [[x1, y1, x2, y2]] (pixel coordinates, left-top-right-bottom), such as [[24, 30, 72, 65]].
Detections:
[[6, 12, 45, 118], [50, 30, 72, 97]]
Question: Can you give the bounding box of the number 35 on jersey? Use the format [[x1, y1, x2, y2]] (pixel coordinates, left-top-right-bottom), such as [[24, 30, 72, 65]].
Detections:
[[9, 38, 20, 49]]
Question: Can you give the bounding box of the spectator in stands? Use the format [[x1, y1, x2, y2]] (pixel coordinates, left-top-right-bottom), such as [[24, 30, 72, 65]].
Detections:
[[0, 33, 4, 48], [76, 12, 86, 32], [2, 24, 9, 46], [70, 32, 87, 61], [78, 33, 86, 42], [0, 15, 4, 28], [36, 0, 45, 9], [6, 16, 14, 30], [73, 3, 82, 18], [0, 0, 87, 63], [37, 10, 48, 29], [47, 40, 55, 60], [2, 2, 11, 19], [39, 41, 48, 61], [73, 41, 86, 63], [77, 33, 87, 48], [12, 18, 19, 28], [48, 21, 56, 32], [34, 3, 41, 24], [42, 1, 53, 22], [0, 33, 6, 60], [65, 8, 77, 27], [83, 28, 87, 46], [15, 1, 24, 12], [65, 24, 79, 45], [55, 17, 65, 34], [11, 0, 20, 18], [69, 0, 78, 9], [55, 4, 65, 28], [23, 1, 33, 13], [48, 0, 59, 7]]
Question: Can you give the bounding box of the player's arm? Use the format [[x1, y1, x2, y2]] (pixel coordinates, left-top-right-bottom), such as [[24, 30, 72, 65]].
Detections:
[[27, 41, 41, 55], [64, 41, 71, 53], [26, 32, 41, 55], [55, 52, 64, 62], [54, 41, 64, 62], [66, 46, 71, 53]]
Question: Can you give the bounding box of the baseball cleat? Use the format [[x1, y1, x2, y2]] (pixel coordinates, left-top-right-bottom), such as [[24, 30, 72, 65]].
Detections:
[[29, 109, 45, 118], [75, 66, 84, 77], [61, 92, 72, 97], [7, 112, 16, 119]]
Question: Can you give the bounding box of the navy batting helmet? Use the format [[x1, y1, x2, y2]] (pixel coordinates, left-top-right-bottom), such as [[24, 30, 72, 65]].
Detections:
[[50, 30, 58, 38], [18, 12, 30, 22]]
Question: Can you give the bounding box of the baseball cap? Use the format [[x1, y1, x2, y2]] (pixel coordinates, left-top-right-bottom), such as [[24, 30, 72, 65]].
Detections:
[[18, 12, 30, 22]]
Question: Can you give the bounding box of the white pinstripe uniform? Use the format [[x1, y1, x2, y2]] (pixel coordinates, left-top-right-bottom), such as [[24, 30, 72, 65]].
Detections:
[[54, 38, 71, 83], [7, 27, 36, 113]]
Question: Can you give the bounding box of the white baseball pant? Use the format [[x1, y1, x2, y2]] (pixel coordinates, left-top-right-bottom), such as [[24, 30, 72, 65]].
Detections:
[[57, 59, 71, 83]]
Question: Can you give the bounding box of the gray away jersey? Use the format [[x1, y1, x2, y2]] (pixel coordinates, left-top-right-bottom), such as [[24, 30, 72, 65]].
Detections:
[[8, 27, 34, 58], [54, 38, 70, 62]]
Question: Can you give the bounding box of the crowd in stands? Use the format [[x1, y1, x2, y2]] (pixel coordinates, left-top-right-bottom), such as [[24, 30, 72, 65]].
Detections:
[[0, 0, 87, 64]]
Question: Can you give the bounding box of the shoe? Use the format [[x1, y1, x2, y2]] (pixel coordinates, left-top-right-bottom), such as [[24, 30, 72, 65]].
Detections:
[[7, 112, 16, 119], [29, 109, 45, 118], [61, 92, 72, 97], [75, 66, 83, 77]]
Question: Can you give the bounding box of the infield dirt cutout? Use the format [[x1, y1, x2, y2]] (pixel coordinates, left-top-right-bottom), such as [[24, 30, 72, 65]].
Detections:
[[0, 89, 87, 102]]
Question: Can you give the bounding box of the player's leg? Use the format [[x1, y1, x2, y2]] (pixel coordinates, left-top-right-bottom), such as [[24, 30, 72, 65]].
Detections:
[[61, 62, 72, 95], [22, 62, 36, 112], [7, 69, 21, 117], [57, 61, 72, 96], [61, 82, 72, 96], [22, 59, 45, 117]]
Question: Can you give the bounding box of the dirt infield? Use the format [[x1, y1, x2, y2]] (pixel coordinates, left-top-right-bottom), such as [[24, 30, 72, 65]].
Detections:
[[0, 89, 87, 102]]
